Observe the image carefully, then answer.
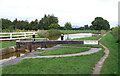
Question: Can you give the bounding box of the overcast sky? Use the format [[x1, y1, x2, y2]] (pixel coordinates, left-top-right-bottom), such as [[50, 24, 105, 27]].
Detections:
[[0, 0, 119, 28]]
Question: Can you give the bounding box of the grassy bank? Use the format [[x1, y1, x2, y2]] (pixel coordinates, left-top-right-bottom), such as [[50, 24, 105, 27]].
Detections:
[[0, 41, 16, 49], [2, 34, 105, 74], [36, 47, 90, 56], [71, 35, 102, 40], [2, 50, 104, 74], [60, 30, 106, 34], [100, 33, 118, 74]]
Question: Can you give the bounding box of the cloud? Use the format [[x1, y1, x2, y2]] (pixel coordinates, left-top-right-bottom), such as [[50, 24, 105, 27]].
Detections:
[[0, 0, 119, 27]]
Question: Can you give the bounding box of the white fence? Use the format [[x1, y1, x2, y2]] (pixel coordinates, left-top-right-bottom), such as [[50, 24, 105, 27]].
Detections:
[[0, 32, 37, 40], [84, 40, 99, 45]]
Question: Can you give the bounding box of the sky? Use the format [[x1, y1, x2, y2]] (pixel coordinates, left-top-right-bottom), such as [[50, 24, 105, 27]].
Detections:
[[0, 0, 119, 28]]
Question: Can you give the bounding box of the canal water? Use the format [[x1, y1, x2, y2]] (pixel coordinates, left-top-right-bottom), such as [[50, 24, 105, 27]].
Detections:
[[0, 33, 100, 63]]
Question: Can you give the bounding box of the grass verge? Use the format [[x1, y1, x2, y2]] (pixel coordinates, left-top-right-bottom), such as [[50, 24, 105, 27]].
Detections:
[[59, 30, 106, 34], [36, 47, 90, 56], [100, 33, 118, 74], [71, 35, 102, 40], [2, 50, 104, 74]]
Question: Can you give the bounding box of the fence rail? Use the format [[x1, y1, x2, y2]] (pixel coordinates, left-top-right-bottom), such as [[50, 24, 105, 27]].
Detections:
[[0, 32, 37, 41]]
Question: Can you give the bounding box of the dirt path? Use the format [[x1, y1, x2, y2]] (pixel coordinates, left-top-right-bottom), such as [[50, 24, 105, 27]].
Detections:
[[92, 33, 109, 75], [92, 43, 109, 75], [23, 47, 101, 59]]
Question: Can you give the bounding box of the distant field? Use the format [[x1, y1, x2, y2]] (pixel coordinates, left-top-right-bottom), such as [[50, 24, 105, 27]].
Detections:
[[59, 30, 106, 34]]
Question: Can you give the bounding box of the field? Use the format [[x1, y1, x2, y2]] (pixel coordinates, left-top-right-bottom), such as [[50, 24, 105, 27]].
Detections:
[[59, 30, 106, 34]]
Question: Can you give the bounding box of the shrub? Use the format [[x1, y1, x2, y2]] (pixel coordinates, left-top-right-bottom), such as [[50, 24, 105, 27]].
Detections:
[[37, 30, 49, 38], [48, 29, 61, 37], [112, 26, 120, 43]]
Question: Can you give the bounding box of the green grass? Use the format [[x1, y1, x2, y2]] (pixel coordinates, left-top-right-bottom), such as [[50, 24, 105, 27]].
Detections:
[[2, 50, 104, 74], [59, 30, 106, 34], [1, 32, 106, 74], [100, 33, 119, 74], [71, 35, 102, 40], [0, 41, 16, 49], [61, 44, 103, 48], [36, 47, 90, 56]]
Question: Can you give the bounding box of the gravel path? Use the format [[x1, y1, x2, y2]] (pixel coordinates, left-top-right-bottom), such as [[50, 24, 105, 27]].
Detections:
[[92, 33, 109, 75], [92, 43, 109, 75], [23, 47, 101, 59]]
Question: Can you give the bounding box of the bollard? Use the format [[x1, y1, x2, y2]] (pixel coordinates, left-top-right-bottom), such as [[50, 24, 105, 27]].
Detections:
[[33, 33, 35, 41], [61, 34, 64, 40]]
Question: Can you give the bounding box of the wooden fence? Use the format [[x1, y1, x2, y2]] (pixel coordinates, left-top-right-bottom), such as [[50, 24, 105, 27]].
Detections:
[[0, 32, 37, 41]]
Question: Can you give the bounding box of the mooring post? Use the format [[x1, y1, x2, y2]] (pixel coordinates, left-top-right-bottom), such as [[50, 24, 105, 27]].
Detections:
[[61, 34, 64, 40], [33, 32, 35, 41]]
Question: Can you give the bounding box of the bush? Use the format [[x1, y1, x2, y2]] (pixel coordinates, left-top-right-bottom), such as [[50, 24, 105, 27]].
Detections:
[[37, 29, 61, 38], [112, 26, 120, 43], [48, 29, 61, 37], [37, 30, 49, 38]]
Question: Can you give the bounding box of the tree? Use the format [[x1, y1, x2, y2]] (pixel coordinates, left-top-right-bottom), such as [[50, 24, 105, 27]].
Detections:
[[29, 19, 39, 30], [1, 18, 12, 29], [84, 25, 89, 30], [64, 22, 72, 30], [39, 14, 59, 30], [112, 25, 120, 43], [91, 17, 110, 31], [48, 24, 60, 29]]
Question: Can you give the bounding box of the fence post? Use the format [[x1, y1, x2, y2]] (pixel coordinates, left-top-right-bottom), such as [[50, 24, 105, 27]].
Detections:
[[10, 33, 12, 39], [24, 32, 26, 38]]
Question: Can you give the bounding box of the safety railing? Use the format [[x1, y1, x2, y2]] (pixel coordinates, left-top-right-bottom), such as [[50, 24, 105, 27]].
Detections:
[[0, 32, 37, 40]]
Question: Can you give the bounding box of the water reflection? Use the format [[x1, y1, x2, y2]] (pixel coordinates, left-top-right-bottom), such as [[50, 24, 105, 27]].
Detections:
[[0, 50, 27, 63], [57, 33, 95, 40]]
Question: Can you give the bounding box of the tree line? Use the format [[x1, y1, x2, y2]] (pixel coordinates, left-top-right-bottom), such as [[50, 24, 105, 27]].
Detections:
[[1, 15, 110, 31], [1, 14, 60, 31]]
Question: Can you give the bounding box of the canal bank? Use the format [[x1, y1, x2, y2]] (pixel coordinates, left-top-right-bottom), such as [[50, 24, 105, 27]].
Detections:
[[0, 33, 101, 64]]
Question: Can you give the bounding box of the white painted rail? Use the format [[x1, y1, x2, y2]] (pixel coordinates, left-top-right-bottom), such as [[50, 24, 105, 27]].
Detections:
[[0, 32, 37, 40], [84, 40, 99, 45]]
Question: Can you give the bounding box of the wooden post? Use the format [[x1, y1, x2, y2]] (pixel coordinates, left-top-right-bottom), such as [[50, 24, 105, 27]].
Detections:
[[24, 32, 26, 38], [27, 42, 32, 52], [16, 40, 21, 52], [10, 33, 12, 39], [61, 34, 64, 40]]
